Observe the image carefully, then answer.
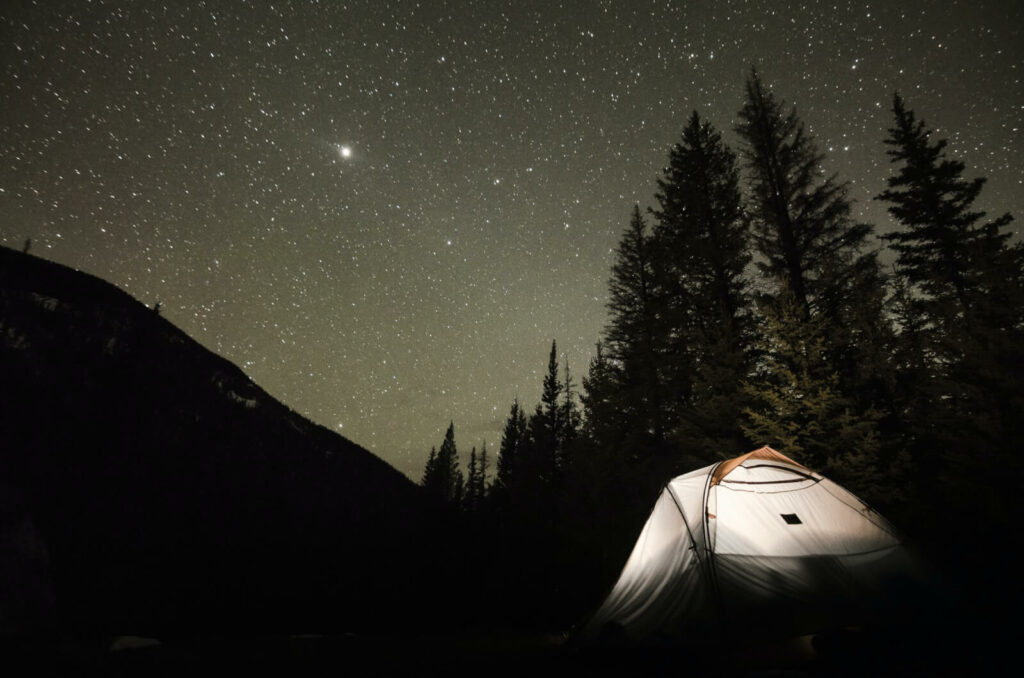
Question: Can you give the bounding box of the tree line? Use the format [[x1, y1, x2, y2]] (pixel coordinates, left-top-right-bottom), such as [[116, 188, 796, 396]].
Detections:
[[419, 69, 1024, 628]]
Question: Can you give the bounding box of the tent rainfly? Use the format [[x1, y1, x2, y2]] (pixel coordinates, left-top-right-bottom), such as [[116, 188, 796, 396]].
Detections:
[[580, 446, 919, 646]]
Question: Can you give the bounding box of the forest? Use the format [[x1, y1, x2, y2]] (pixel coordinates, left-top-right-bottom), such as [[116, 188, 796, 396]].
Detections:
[[418, 70, 1024, 632]]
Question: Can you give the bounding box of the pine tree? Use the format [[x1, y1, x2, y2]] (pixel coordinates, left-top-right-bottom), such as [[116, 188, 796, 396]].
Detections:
[[580, 343, 620, 444], [465, 447, 479, 512], [735, 69, 874, 320], [876, 94, 1024, 550], [421, 446, 438, 491], [876, 93, 1024, 387], [604, 206, 668, 441], [650, 110, 753, 459], [736, 69, 896, 448], [652, 111, 749, 329], [478, 442, 490, 499], [509, 342, 565, 499], [878, 93, 1016, 315], [741, 288, 887, 503], [494, 398, 527, 494], [877, 94, 1024, 412], [463, 442, 490, 512], [538, 340, 563, 480], [560, 359, 582, 456], [423, 422, 463, 506], [452, 465, 464, 509]]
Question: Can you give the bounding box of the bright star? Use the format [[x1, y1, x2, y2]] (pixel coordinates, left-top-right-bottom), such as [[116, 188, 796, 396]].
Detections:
[[339, 145, 352, 159]]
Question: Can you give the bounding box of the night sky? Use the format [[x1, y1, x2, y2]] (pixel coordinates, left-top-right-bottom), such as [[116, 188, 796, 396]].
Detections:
[[2, 1, 1021, 479]]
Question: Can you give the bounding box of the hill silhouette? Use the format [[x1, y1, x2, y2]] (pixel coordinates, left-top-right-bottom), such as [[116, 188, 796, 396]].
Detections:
[[0, 245, 448, 639]]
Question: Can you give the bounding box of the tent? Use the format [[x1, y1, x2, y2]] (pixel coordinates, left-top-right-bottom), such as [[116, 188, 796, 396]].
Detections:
[[580, 446, 919, 646]]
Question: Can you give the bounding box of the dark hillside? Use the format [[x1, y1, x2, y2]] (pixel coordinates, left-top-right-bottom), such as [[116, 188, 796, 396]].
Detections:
[[0, 245, 447, 638]]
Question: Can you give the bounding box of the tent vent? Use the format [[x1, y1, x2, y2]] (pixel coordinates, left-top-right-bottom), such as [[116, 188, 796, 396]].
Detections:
[[781, 513, 802, 525]]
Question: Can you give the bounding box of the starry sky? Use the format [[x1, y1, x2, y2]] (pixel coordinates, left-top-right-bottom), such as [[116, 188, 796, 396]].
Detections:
[[2, 0, 1021, 479]]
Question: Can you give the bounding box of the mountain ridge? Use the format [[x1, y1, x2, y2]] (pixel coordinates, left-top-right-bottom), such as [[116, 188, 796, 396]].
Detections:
[[0, 244, 444, 637], [1, 245, 402, 474]]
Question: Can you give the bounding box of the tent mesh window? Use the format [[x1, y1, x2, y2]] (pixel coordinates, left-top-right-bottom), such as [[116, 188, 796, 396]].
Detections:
[[781, 513, 802, 525]]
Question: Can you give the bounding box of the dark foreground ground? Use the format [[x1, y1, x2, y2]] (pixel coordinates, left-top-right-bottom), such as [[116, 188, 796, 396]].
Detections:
[[5, 623, 1011, 678]]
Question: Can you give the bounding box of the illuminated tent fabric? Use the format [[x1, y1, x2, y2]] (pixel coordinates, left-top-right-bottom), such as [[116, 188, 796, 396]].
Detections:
[[580, 446, 917, 646]]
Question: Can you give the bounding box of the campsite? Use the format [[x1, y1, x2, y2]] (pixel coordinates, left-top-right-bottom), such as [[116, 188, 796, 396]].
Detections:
[[2, 2, 1022, 675], [1, 243, 1009, 675]]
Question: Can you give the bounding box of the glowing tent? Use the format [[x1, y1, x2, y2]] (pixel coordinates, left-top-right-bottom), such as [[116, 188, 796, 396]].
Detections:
[[581, 446, 918, 646]]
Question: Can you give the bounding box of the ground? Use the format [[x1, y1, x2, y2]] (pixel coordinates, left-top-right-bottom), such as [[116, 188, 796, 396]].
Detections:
[[6, 625, 1002, 677]]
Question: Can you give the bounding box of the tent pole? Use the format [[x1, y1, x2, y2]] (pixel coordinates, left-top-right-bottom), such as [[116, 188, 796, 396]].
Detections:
[[702, 462, 727, 634]]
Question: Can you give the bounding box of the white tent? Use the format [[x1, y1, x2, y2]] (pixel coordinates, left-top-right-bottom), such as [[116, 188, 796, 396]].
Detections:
[[581, 446, 918, 646]]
